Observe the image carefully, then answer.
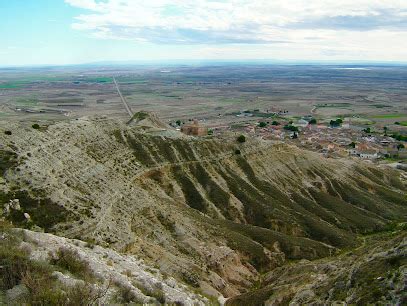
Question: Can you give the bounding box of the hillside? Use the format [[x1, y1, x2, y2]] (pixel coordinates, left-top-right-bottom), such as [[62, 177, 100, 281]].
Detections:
[[1, 115, 406, 302], [227, 229, 407, 305]]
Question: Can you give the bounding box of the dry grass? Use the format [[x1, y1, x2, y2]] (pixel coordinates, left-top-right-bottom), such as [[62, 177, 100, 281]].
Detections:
[[50, 247, 94, 280]]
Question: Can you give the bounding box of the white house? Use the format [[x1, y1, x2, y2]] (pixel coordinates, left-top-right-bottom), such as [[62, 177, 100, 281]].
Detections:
[[359, 150, 379, 159]]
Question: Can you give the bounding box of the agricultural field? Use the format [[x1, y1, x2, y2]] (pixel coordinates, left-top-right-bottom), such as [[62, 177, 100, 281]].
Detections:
[[0, 65, 407, 131]]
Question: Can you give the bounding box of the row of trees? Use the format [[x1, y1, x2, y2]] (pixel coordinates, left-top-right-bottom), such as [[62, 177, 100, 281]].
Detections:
[[258, 118, 317, 128]]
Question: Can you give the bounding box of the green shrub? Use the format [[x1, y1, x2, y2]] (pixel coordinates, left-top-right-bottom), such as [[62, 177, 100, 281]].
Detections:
[[309, 118, 317, 124], [4, 130, 12, 135], [65, 283, 107, 306], [258, 122, 267, 128], [391, 134, 407, 141], [0, 243, 31, 290], [235, 149, 241, 155], [0, 229, 62, 305], [283, 125, 299, 132], [32, 124, 40, 130], [271, 121, 280, 126], [330, 118, 343, 127], [237, 135, 246, 143], [23, 271, 106, 306], [22, 270, 66, 305]]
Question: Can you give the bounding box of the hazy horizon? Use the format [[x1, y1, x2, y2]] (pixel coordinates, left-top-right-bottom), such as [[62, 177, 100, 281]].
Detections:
[[2, 59, 407, 70]]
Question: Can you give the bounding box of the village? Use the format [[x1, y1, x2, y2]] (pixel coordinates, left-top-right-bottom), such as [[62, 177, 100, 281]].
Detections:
[[173, 109, 407, 163]]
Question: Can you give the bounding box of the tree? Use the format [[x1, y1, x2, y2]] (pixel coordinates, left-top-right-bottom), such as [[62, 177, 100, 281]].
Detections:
[[175, 120, 181, 126], [391, 134, 407, 141], [349, 142, 356, 148], [235, 149, 241, 155], [397, 144, 405, 150], [362, 127, 371, 133], [258, 122, 267, 128], [330, 118, 343, 127], [395, 122, 401, 125], [4, 130, 12, 135], [207, 129, 213, 135], [237, 135, 246, 143], [284, 125, 299, 132], [32, 124, 40, 130], [292, 132, 298, 139], [384, 126, 388, 135], [309, 118, 317, 124], [271, 121, 280, 126]]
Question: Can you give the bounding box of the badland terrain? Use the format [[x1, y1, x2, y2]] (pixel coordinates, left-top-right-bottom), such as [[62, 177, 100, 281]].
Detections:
[[0, 64, 406, 305]]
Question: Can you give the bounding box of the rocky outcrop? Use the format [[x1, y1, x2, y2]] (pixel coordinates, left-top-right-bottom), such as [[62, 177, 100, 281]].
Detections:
[[18, 229, 209, 305]]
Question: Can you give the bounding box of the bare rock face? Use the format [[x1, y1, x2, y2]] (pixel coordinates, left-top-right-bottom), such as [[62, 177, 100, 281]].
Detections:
[[0, 116, 406, 299], [3, 199, 21, 215]]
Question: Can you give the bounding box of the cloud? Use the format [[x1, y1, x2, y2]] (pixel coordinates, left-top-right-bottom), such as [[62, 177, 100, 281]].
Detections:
[[64, 0, 407, 60], [65, 0, 407, 43], [290, 10, 407, 31]]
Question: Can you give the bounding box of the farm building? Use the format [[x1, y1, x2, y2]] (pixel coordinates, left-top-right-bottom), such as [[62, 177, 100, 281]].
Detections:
[[181, 120, 208, 136]]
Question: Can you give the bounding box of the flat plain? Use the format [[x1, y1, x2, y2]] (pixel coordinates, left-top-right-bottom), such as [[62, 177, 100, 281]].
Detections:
[[1, 65, 406, 130]]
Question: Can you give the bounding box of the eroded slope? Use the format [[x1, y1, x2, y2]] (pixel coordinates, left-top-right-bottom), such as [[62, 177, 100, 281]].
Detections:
[[1, 117, 406, 297]]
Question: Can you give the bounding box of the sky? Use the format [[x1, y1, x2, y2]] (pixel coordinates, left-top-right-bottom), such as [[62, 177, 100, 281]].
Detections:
[[1, 0, 407, 66]]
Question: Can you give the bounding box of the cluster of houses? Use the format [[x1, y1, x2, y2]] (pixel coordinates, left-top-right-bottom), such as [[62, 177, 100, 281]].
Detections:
[[299, 122, 406, 160], [171, 113, 407, 161], [225, 116, 406, 160]]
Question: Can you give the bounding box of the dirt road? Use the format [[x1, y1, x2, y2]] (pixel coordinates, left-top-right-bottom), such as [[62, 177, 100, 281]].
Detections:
[[113, 77, 133, 118]]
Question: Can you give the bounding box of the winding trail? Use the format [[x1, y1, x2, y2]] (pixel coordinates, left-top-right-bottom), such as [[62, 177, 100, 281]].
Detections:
[[113, 77, 133, 118]]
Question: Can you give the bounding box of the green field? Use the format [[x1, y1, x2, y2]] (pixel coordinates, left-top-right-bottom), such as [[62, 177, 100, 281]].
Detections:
[[398, 121, 407, 126], [0, 81, 28, 89], [0, 74, 113, 89], [80, 77, 112, 83], [371, 114, 407, 119]]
